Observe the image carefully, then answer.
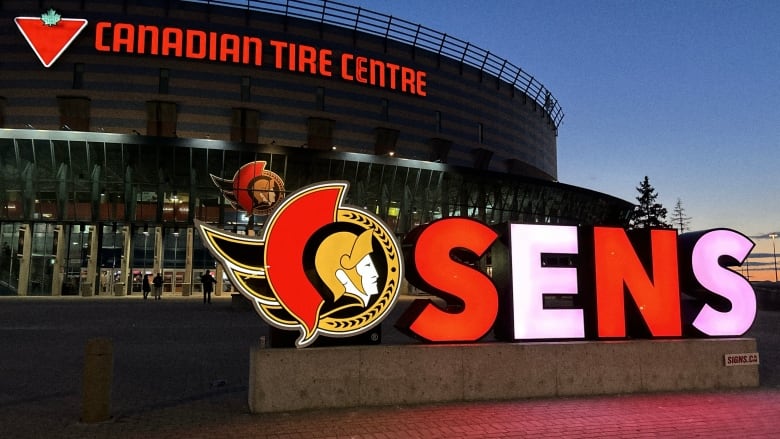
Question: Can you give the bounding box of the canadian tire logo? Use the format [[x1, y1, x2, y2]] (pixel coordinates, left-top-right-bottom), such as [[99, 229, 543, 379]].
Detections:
[[15, 9, 88, 68]]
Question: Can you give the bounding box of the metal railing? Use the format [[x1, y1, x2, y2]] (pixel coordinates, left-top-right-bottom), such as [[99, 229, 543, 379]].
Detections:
[[183, 0, 564, 128]]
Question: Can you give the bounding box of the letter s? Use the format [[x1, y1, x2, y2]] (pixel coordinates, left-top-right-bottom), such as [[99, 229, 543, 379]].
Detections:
[[396, 218, 498, 342], [680, 229, 756, 336]]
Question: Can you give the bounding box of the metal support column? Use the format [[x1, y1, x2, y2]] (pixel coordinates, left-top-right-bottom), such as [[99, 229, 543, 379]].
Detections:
[[183, 226, 193, 296], [83, 225, 99, 296], [118, 225, 132, 295], [51, 225, 66, 296], [16, 224, 31, 296]]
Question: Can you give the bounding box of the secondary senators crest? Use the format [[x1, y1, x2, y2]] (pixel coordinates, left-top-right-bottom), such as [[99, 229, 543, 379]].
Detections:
[[197, 180, 402, 348], [211, 161, 284, 216]]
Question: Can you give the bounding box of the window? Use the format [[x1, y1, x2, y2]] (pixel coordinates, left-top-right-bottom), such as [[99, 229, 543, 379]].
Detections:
[[0, 97, 5, 128], [73, 63, 84, 90], [240, 76, 251, 102], [473, 147, 492, 170], [159, 68, 170, 94], [315, 87, 325, 111], [146, 101, 177, 137], [477, 122, 484, 144], [231, 108, 259, 143], [380, 98, 389, 121], [435, 111, 442, 134], [428, 138, 450, 163], [57, 96, 90, 131], [306, 117, 334, 150], [374, 127, 399, 156]]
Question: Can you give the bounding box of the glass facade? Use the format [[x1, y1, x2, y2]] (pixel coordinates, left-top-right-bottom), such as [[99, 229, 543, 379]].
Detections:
[[0, 130, 632, 296]]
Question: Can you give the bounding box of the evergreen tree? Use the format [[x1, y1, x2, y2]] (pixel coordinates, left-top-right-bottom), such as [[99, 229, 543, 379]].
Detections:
[[630, 176, 670, 229], [670, 198, 692, 232]]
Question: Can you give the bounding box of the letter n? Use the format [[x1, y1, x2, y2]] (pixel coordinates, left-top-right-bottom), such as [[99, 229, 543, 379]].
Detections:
[[593, 227, 682, 338]]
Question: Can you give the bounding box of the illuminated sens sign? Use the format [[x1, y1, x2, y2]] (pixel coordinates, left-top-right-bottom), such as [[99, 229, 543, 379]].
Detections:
[[199, 179, 756, 348], [93, 22, 427, 96], [399, 221, 754, 343]]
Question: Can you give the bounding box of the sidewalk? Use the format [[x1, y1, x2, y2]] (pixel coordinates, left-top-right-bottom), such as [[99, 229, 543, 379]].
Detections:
[[1, 295, 779, 438]]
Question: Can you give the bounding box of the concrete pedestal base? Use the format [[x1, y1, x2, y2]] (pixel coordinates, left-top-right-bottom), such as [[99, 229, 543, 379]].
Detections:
[[248, 338, 758, 413]]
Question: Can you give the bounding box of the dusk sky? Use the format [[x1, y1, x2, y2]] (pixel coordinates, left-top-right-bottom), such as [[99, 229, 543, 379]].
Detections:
[[346, 0, 780, 280]]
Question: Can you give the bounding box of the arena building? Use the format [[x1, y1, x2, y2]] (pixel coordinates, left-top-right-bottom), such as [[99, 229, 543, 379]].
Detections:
[[0, 0, 633, 296]]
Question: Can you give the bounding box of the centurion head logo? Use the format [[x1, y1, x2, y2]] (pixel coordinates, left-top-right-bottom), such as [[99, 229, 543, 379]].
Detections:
[[197, 179, 402, 348], [211, 161, 285, 216]]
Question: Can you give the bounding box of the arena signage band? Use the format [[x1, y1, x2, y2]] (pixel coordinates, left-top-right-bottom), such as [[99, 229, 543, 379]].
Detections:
[[197, 175, 756, 348], [15, 10, 428, 96], [93, 21, 427, 96]]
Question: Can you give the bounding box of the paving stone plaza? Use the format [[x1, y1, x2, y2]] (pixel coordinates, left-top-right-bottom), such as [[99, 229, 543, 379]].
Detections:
[[1, 290, 779, 438]]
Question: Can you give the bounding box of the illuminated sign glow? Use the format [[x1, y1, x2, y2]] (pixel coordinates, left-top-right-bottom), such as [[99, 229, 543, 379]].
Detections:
[[94, 22, 427, 96], [198, 181, 402, 348], [15, 8, 429, 95], [211, 161, 285, 216], [200, 179, 756, 348], [684, 229, 755, 336], [509, 224, 583, 340], [593, 227, 682, 338], [15, 10, 88, 68], [397, 218, 498, 342]]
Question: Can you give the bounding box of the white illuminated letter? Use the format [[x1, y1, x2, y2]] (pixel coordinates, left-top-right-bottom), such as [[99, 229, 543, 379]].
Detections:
[[510, 224, 584, 339], [691, 229, 756, 336]]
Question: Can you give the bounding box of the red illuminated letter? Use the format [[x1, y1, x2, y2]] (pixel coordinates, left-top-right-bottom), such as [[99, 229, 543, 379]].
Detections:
[[298, 44, 317, 74], [270, 40, 287, 69], [242, 36, 262, 66], [318, 48, 332, 76], [220, 34, 240, 63], [340, 53, 354, 81], [112, 23, 135, 53], [137, 25, 159, 55], [397, 218, 498, 342], [593, 227, 682, 337], [416, 71, 427, 96], [385, 63, 400, 89], [355, 56, 368, 83], [95, 22, 111, 51], [400, 66, 415, 94], [186, 30, 206, 59], [161, 27, 183, 57]]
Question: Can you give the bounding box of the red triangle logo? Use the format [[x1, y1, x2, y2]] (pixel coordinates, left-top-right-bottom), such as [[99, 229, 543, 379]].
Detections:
[[15, 16, 88, 68]]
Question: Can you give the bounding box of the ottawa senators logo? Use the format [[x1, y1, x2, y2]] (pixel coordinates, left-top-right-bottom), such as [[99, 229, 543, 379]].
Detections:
[[211, 161, 284, 216], [196, 181, 402, 348]]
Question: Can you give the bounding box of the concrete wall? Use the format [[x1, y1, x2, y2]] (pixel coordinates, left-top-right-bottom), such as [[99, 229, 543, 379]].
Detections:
[[248, 338, 759, 413]]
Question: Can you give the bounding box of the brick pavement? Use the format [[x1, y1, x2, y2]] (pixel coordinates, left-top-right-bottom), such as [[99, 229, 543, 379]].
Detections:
[[1, 294, 780, 438]]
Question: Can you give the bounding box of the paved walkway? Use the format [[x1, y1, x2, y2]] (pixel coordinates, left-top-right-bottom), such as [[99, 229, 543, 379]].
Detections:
[[1, 294, 779, 438]]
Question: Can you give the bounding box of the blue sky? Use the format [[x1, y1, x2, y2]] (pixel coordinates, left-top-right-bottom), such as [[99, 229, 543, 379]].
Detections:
[[346, 0, 780, 280]]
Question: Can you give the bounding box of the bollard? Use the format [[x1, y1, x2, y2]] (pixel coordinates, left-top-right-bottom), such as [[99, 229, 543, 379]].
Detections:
[[81, 337, 113, 423]]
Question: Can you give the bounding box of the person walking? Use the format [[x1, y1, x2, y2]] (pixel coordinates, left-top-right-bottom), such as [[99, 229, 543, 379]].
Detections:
[[153, 272, 163, 300], [201, 269, 216, 304], [100, 271, 109, 295], [142, 273, 151, 300]]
